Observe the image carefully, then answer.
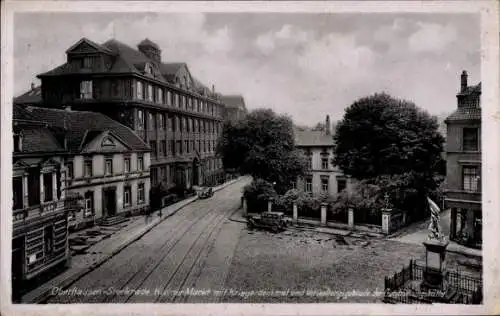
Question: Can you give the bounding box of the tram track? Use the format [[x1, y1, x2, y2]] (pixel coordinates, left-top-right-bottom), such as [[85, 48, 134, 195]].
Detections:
[[45, 179, 247, 304]]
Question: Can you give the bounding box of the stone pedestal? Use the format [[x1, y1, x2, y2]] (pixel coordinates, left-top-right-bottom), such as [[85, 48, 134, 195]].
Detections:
[[242, 197, 247, 217], [348, 208, 354, 229], [293, 202, 298, 223], [267, 198, 273, 213], [421, 238, 450, 292], [381, 208, 392, 235], [320, 203, 327, 226]]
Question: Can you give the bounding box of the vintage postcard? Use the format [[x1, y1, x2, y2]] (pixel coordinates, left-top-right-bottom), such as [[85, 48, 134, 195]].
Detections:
[[1, 1, 499, 315]]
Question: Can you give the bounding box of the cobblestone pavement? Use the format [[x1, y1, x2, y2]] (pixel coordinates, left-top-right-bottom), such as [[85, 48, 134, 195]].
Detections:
[[45, 178, 249, 303]]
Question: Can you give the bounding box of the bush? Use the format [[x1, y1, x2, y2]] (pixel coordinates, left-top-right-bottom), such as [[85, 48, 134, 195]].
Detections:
[[243, 179, 278, 213], [150, 182, 170, 211]]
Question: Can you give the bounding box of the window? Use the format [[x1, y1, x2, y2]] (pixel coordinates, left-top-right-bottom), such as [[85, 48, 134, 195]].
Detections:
[[137, 156, 144, 171], [175, 116, 180, 132], [191, 140, 195, 152], [145, 64, 152, 74], [67, 162, 74, 179], [13, 177, 23, 210], [194, 119, 198, 133], [183, 117, 187, 132], [182, 96, 186, 109], [189, 118, 193, 132], [170, 140, 175, 155], [322, 158, 329, 170], [138, 183, 145, 204], [321, 177, 329, 193], [308, 156, 313, 169], [148, 113, 155, 130], [150, 141, 157, 157], [167, 91, 172, 105], [168, 117, 173, 132], [137, 81, 144, 100], [147, 84, 153, 102], [137, 110, 145, 130], [151, 167, 158, 185], [80, 80, 93, 99], [463, 128, 479, 151], [82, 57, 93, 68], [44, 225, 54, 255], [84, 191, 94, 217], [42, 173, 53, 202], [291, 180, 296, 190], [124, 158, 131, 173], [84, 160, 93, 177], [158, 114, 165, 130], [157, 88, 163, 104], [175, 94, 179, 107], [305, 178, 312, 193], [160, 167, 167, 181], [195, 99, 199, 112], [463, 166, 480, 192], [197, 140, 201, 152], [185, 140, 189, 153], [337, 179, 346, 193], [176, 141, 181, 155], [124, 186, 131, 207], [13, 134, 21, 152], [105, 158, 113, 175], [179, 116, 183, 132], [161, 140, 167, 157]]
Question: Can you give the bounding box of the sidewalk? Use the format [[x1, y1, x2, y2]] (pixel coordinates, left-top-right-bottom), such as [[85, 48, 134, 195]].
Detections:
[[21, 176, 245, 304]]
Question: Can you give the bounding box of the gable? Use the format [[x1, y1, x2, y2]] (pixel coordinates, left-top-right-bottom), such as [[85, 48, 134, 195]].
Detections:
[[66, 38, 113, 55], [175, 64, 194, 89], [81, 131, 132, 154]]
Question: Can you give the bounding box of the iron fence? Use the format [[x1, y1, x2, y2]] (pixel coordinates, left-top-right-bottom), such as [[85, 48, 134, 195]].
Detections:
[[384, 260, 483, 304]]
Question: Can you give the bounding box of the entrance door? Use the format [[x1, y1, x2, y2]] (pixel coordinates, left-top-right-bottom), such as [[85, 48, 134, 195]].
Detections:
[[192, 159, 199, 186], [103, 188, 117, 217], [12, 236, 24, 301]]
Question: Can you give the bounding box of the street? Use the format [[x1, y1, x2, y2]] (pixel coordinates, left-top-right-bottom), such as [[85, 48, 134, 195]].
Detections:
[[46, 179, 249, 303]]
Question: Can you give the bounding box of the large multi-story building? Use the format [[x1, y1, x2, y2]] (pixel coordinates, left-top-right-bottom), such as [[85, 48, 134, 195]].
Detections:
[[221, 95, 247, 122], [34, 37, 228, 189], [444, 70, 482, 248], [294, 115, 352, 196], [12, 105, 71, 299], [17, 105, 151, 230]]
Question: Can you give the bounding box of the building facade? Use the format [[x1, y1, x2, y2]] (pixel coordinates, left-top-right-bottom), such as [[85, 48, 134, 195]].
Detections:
[[221, 95, 247, 122], [444, 70, 482, 248], [36, 37, 228, 190], [12, 105, 71, 299], [294, 115, 353, 196], [21, 106, 151, 230]]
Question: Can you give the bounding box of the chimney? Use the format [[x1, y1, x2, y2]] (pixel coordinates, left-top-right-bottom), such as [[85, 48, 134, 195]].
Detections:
[[31, 82, 35, 91], [461, 70, 468, 92], [325, 115, 331, 135]]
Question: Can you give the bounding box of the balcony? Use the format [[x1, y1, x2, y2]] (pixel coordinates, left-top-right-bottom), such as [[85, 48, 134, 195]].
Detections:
[[13, 200, 66, 225]]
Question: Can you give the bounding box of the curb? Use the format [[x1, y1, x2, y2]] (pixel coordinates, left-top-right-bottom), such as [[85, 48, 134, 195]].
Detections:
[[28, 177, 245, 304]]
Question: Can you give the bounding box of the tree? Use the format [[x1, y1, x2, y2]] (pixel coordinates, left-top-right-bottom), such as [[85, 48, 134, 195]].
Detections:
[[333, 93, 445, 219], [217, 108, 308, 194]]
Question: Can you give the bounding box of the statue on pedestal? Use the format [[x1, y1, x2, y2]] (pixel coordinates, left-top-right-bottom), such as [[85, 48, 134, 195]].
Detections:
[[427, 197, 445, 242]]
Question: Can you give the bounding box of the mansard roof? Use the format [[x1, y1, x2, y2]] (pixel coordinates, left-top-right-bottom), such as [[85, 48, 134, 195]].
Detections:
[[21, 106, 150, 153], [445, 107, 481, 123]]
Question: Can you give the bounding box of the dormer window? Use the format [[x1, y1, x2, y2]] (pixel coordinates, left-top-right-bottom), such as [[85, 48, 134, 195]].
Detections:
[[82, 57, 93, 69], [13, 134, 22, 152], [145, 63, 153, 74]]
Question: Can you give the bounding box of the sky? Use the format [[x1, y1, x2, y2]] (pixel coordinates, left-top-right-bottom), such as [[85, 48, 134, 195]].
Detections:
[[14, 12, 480, 126]]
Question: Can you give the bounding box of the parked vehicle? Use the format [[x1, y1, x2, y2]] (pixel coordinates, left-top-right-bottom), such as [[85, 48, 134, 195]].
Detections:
[[198, 187, 214, 199], [247, 211, 288, 233]]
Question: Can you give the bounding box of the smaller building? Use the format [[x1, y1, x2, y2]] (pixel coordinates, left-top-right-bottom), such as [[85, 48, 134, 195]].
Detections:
[[19, 105, 151, 230], [294, 115, 352, 196], [444, 70, 482, 248], [221, 95, 247, 122], [13, 83, 42, 107]]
